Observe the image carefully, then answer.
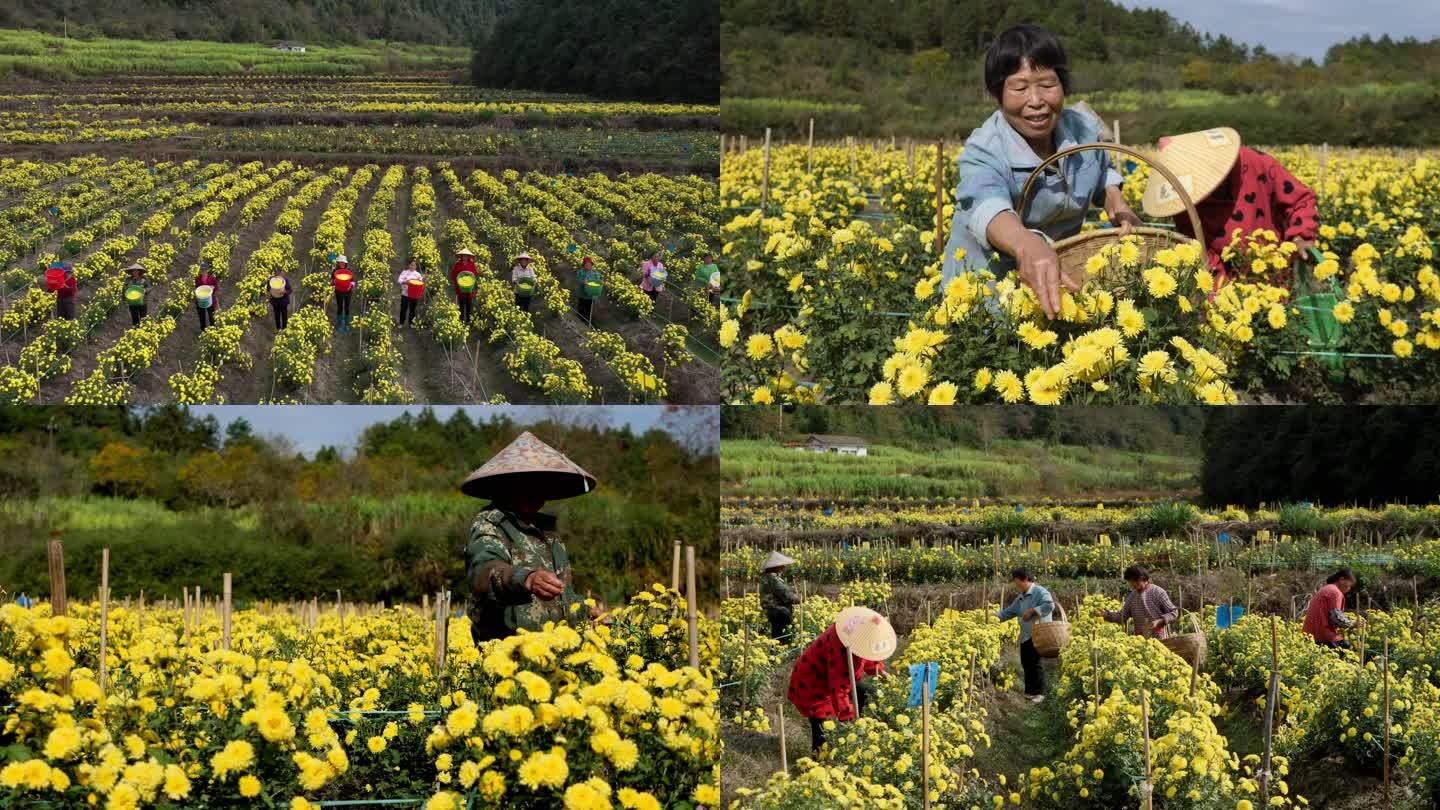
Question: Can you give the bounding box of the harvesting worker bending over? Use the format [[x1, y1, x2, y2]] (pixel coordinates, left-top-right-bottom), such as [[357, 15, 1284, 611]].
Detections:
[[1103, 565, 1179, 638], [787, 606, 895, 751], [463, 431, 602, 644], [940, 24, 1143, 318], [1302, 568, 1357, 649], [1142, 128, 1318, 284]]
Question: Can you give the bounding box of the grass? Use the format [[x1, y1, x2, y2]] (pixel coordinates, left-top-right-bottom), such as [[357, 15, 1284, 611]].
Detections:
[[0, 28, 467, 79], [720, 439, 1198, 499]]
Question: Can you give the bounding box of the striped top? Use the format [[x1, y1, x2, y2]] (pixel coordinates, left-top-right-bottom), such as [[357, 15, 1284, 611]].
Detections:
[[1104, 584, 1179, 639]]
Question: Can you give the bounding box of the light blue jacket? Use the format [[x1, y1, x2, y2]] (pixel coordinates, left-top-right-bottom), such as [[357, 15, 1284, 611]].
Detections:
[[941, 108, 1123, 283], [997, 583, 1055, 644]]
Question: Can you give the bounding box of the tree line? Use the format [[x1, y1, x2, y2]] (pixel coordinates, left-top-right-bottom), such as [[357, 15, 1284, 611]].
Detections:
[[1, 0, 497, 47], [721, 405, 1203, 454], [1201, 407, 1440, 507], [471, 0, 718, 103], [0, 406, 717, 603]]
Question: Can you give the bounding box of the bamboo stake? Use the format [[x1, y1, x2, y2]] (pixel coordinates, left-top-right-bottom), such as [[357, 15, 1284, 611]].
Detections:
[[183, 588, 191, 646], [222, 573, 232, 652], [672, 542, 681, 592], [741, 623, 751, 707], [99, 548, 109, 694], [934, 141, 945, 257], [1383, 636, 1391, 804], [1140, 687, 1153, 810], [847, 648, 860, 720], [686, 545, 700, 670], [921, 665, 932, 810], [778, 699, 788, 773], [1260, 616, 1279, 804], [761, 127, 772, 211], [48, 540, 67, 617], [807, 118, 814, 175]]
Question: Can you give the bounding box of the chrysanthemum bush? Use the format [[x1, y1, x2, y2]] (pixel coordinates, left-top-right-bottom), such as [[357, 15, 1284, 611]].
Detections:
[[0, 584, 718, 809], [1013, 596, 1299, 810], [725, 603, 1009, 810], [1208, 605, 1440, 804], [721, 143, 1440, 403]]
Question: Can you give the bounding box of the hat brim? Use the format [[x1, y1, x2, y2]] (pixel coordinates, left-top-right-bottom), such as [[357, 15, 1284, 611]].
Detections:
[[459, 469, 596, 501], [1141, 127, 1242, 218], [834, 606, 897, 662]]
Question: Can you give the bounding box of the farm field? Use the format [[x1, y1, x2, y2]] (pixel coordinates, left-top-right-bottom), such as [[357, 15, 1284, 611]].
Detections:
[[0, 155, 720, 404], [719, 142, 1440, 404], [0, 582, 720, 809], [720, 499, 1440, 809], [0, 77, 720, 172]]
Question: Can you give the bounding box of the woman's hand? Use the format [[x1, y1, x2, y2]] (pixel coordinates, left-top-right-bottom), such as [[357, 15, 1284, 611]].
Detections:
[[1015, 231, 1073, 319], [1109, 207, 1144, 236]]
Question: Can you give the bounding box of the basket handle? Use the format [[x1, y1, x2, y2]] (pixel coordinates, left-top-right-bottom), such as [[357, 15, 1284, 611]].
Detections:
[[1053, 599, 1067, 624], [1018, 142, 1207, 250]]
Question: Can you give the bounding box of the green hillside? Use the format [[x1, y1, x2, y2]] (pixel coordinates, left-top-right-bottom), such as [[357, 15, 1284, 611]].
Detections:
[[721, 0, 1440, 144]]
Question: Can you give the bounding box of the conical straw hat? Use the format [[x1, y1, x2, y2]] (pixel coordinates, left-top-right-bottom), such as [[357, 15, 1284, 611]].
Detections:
[[834, 606, 897, 662], [762, 551, 796, 570], [456, 248, 474, 257], [1141, 127, 1242, 217], [459, 431, 597, 500]]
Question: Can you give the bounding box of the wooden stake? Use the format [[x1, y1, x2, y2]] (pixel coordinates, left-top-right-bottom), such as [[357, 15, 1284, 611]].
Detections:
[[1140, 687, 1153, 810], [47, 540, 67, 617], [687, 545, 700, 669], [934, 141, 945, 257], [741, 623, 751, 707], [778, 700, 788, 773], [921, 665, 932, 810], [222, 573, 232, 652], [672, 541, 681, 592], [1260, 616, 1279, 804], [807, 118, 814, 175], [183, 587, 191, 646], [1319, 143, 1328, 199], [1114, 119, 1121, 146], [847, 648, 860, 720], [761, 127, 772, 211], [1383, 636, 1391, 803], [99, 548, 109, 694]]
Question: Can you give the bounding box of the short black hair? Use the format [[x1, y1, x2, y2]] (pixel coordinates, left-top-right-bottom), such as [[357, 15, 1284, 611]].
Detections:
[[984, 25, 1071, 102], [1123, 564, 1150, 583], [1327, 567, 1355, 584], [1011, 567, 1033, 582]]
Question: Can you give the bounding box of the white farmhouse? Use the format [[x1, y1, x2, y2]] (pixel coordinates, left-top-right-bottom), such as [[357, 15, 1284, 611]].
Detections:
[[789, 434, 868, 457]]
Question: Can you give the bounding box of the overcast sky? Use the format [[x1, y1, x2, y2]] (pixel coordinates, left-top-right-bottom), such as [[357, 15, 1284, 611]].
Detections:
[[1114, 0, 1440, 61], [186, 406, 717, 456]]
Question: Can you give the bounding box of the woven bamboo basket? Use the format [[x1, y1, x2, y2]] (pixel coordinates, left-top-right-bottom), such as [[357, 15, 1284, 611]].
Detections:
[[1018, 143, 1207, 289], [1159, 615, 1207, 669], [1031, 601, 1071, 658]]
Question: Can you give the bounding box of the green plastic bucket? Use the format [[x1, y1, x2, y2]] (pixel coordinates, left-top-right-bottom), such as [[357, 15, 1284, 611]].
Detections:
[[1295, 292, 1343, 373]]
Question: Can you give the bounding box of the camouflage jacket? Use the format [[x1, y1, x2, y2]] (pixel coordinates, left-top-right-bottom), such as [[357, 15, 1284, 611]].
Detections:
[[465, 506, 580, 643], [759, 571, 799, 613]]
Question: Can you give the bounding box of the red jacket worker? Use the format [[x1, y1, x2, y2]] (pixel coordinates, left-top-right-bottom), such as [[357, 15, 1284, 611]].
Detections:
[[1142, 127, 1318, 284], [451, 248, 479, 323], [787, 606, 895, 751], [1303, 568, 1357, 649]]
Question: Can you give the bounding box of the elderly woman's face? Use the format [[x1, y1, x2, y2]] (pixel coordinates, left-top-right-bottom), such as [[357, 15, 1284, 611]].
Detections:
[[1000, 60, 1064, 144]]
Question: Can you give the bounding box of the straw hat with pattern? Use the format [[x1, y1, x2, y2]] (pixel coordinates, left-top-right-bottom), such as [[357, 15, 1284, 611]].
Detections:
[[1141, 127, 1242, 218], [762, 551, 796, 570], [459, 431, 597, 501], [834, 606, 897, 662]]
